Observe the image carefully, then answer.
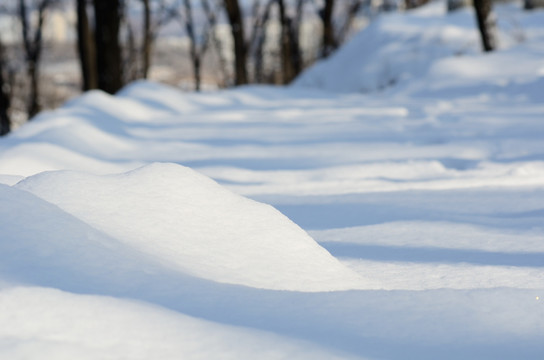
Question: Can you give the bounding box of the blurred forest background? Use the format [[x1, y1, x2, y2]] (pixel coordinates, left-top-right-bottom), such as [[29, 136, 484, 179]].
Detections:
[[0, 0, 540, 136]]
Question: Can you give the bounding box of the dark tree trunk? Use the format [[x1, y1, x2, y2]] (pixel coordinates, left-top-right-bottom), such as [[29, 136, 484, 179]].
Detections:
[[19, 0, 49, 119], [277, 0, 302, 84], [405, 0, 430, 9], [473, 0, 496, 52], [93, 0, 124, 93], [142, 0, 151, 79], [277, 0, 292, 83], [223, 0, 248, 85], [76, 0, 98, 91], [524, 0, 544, 9], [289, 0, 303, 79], [320, 0, 336, 58], [0, 40, 10, 136], [27, 61, 40, 118]]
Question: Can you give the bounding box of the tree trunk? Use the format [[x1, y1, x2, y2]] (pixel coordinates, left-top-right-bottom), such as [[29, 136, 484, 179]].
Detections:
[[19, 0, 49, 118], [27, 61, 40, 118], [19, 0, 48, 118], [142, 0, 151, 79], [473, 0, 497, 52], [93, 0, 124, 93], [524, 0, 544, 9], [0, 39, 10, 136], [76, 0, 98, 91], [320, 0, 336, 58], [277, 0, 302, 84], [223, 0, 248, 85], [289, 0, 303, 80], [277, 0, 292, 83], [183, 0, 202, 91]]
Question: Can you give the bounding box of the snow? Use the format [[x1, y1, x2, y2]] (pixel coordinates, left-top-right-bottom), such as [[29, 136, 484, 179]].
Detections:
[[14, 163, 365, 291], [1, 1, 544, 359]]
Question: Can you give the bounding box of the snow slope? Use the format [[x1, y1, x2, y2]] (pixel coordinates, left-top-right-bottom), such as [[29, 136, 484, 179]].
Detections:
[[1, 1, 544, 359]]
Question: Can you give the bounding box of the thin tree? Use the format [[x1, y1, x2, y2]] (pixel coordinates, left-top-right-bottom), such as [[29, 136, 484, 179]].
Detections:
[[473, 0, 497, 52], [18, 0, 53, 118], [181, 0, 209, 91], [139, 0, 182, 80], [93, 0, 124, 93], [0, 38, 11, 136], [223, 0, 248, 85], [76, 0, 98, 91], [141, 0, 151, 79]]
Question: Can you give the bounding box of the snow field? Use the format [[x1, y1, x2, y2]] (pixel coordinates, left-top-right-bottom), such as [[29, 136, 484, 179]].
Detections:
[[1, 1, 544, 358]]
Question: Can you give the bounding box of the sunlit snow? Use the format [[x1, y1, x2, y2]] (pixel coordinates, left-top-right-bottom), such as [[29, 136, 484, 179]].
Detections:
[[1, 1, 543, 359]]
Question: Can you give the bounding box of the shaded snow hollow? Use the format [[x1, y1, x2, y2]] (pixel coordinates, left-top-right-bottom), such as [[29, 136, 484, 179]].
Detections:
[[14, 163, 366, 291]]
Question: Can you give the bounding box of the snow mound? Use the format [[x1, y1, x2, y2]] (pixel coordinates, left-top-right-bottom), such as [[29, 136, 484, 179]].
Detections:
[[294, 2, 478, 93], [293, 1, 544, 95], [15, 163, 365, 291]]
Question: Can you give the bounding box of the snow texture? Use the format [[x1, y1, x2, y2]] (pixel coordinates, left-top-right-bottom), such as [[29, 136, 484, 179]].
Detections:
[[1, 1, 544, 359]]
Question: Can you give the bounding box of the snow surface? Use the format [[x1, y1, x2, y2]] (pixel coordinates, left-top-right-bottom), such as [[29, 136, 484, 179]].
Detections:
[[1, 1, 544, 359]]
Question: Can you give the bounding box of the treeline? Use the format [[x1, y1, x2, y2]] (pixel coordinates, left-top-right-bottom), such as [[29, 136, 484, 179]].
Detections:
[[0, 0, 542, 136], [1, 0, 378, 135]]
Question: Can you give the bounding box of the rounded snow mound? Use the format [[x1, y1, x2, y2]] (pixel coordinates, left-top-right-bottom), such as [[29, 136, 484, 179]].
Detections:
[[16, 163, 365, 291], [292, 4, 479, 93]]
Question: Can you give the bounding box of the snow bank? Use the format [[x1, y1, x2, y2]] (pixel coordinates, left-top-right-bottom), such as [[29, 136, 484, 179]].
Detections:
[[294, 1, 479, 93], [293, 1, 544, 95], [15, 163, 365, 291]]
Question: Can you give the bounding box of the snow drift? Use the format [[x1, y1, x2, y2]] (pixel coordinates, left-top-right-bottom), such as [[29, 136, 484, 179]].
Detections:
[[14, 163, 365, 291], [294, 1, 544, 96]]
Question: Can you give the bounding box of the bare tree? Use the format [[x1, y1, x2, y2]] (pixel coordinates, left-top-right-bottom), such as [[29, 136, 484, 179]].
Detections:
[[138, 0, 180, 80], [0, 38, 11, 136], [473, 0, 497, 52], [18, 0, 55, 118], [76, 0, 98, 91], [93, 0, 124, 93], [223, 0, 248, 85], [181, 0, 210, 91]]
